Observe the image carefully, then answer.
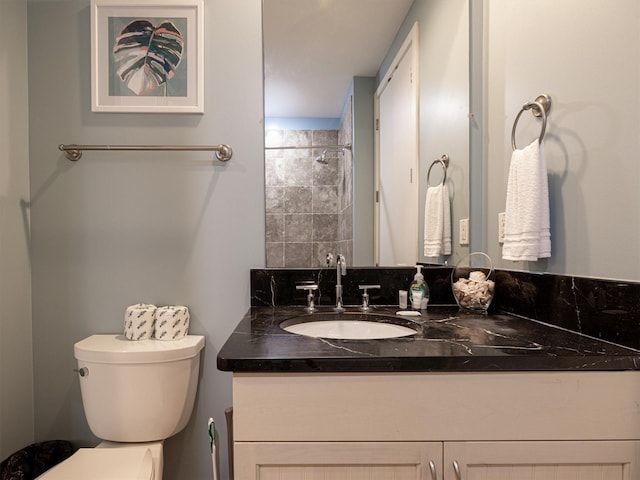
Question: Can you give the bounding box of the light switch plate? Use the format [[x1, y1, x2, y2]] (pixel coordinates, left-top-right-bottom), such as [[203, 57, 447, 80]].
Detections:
[[459, 218, 469, 245]]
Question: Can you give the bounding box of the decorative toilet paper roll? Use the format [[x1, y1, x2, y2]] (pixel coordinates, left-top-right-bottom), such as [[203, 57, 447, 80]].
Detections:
[[154, 306, 190, 340], [124, 304, 157, 340]]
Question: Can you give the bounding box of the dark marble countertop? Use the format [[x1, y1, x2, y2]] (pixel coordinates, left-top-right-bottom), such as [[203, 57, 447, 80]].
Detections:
[[217, 305, 640, 372]]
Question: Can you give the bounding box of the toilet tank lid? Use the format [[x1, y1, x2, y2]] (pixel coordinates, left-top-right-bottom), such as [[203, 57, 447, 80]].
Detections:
[[74, 334, 205, 364]]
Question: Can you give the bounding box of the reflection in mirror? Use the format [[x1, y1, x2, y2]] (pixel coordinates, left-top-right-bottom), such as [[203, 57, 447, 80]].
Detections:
[[263, 0, 471, 268], [263, 0, 412, 268], [264, 117, 356, 268]]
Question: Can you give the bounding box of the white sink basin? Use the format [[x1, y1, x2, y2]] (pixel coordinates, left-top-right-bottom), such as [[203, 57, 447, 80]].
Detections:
[[281, 315, 417, 340]]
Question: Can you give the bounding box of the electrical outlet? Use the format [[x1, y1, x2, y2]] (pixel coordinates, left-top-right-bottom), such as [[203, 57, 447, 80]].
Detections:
[[459, 218, 469, 245], [498, 212, 506, 243]]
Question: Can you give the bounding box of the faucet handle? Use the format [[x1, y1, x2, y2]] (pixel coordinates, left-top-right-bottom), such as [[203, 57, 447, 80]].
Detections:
[[296, 284, 318, 312], [326, 253, 334, 266], [358, 284, 381, 311]]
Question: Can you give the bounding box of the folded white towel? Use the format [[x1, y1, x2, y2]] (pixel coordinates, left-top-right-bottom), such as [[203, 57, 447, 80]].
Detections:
[[502, 139, 551, 261], [423, 183, 451, 257]]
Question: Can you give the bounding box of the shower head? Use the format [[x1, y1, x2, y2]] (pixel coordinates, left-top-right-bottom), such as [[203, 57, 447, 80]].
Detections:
[[315, 150, 329, 165], [314, 144, 352, 165]]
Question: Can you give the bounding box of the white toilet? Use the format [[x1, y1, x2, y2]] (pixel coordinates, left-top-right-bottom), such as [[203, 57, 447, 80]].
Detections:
[[38, 334, 205, 480]]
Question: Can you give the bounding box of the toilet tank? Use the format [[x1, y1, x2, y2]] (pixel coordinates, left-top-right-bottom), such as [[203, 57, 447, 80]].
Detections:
[[74, 334, 205, 442]]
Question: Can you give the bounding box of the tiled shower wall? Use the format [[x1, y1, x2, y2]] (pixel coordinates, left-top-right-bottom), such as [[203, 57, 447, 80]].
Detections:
[[265, 108, 353, 267]]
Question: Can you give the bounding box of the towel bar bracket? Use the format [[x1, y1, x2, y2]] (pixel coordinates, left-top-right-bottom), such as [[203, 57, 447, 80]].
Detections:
[[530, 94, 551, 118], [61, 147, 83, 162]]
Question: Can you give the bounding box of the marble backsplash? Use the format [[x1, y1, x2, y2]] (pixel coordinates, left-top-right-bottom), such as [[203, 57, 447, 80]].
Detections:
[[250, 267, 640, 351], [492, 270, 640, 351], [251, 266, 452, 308]]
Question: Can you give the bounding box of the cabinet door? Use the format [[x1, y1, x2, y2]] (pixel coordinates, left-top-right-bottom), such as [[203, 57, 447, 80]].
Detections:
[[444, 441, 640, 480], [236, 441, 442, 480]]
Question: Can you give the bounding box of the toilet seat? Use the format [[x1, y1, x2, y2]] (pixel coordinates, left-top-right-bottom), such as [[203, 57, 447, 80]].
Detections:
[[36, 445, 154, 480]]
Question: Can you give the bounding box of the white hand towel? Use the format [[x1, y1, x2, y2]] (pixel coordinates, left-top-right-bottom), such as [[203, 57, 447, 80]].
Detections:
[[423, 183, 451, 257], [502, 139, 551, 261]]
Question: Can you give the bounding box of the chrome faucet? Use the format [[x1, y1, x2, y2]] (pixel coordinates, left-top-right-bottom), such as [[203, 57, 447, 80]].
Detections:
[[335, 254, 347, 312]]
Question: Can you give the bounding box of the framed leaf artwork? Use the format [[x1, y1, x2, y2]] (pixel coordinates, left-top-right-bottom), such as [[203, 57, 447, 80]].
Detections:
[[91, 0, 204, 113]]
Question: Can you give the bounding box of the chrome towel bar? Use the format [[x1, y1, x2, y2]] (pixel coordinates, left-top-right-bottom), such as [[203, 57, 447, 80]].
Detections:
[[265, 143, 352, 151], [511, 93, 551, 150], [58, 143, 233, 162]]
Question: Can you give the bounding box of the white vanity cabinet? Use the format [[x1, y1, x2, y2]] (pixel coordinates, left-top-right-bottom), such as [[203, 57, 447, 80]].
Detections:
[[232, 371, 640, 479], [236, 440, 639, 479]]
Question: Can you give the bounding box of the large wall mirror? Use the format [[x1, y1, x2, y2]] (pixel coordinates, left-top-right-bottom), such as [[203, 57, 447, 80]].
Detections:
[[263, 0, 471, 268], [263, 0, 640, 282]]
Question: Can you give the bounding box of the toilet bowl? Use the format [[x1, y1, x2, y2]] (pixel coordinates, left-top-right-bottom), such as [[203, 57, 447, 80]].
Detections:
[[37, 334, 205, 480]]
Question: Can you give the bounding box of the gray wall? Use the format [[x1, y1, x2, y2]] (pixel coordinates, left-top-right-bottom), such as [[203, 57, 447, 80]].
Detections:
[[0, 0, 34, 460], [352, 76, 376, 266], [484, 0, 640, 281], [27, 1, 264, 479]]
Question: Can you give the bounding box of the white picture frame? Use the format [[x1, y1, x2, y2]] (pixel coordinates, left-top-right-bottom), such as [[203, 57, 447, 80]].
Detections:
[[91, 0, 204, 113]]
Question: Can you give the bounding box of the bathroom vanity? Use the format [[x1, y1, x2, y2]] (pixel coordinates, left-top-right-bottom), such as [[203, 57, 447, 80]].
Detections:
[[217, 268, 640, 479]]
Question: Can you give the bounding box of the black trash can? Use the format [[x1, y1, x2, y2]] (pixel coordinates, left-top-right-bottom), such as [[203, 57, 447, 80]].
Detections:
[[0, 440, 75, 480]]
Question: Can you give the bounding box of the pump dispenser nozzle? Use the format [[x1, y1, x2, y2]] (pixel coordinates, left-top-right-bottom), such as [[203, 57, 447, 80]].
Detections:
[[414, 265, 423, 279], [409, 265, 429, 309]]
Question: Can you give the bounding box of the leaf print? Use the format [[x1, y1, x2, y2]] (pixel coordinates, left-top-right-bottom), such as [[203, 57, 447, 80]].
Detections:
[[113, 19, 184, 95]]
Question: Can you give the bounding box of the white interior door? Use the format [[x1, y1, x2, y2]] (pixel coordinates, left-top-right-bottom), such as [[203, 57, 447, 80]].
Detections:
[[375, 23, 419, 265]]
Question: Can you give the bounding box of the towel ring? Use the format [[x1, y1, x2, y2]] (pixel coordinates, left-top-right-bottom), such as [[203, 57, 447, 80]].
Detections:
[[511, 94, 551, 150], [427, 154, 449, 187]]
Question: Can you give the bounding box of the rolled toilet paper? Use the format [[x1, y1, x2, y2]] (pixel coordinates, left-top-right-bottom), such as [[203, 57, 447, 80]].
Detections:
[[124, 304, 157, 340], [154, 306, 190, 340]]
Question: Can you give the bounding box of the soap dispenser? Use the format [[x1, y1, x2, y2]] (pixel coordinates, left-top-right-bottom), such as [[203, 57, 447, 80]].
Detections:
[[409, 265, 430, 310]]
